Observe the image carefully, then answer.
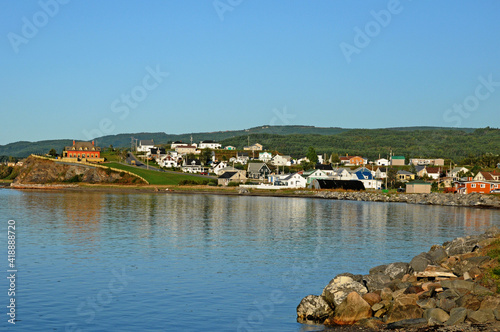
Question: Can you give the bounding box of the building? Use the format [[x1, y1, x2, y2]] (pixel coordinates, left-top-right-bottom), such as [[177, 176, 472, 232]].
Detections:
[[375, 158, 390, 166], [279, 173, 307, 188], [258, 152, 273, 162], [271, 155, 292, 166], [159, 155, 178, 168], [425, 167, 441, 180], [406, 180, 432, 193], [391, 156, 405, 166], [137, 140, 155, 152], [218, 171, 247, 186], [181, 159, 204, 173], [225, 146, 236, 150], [409, 158, 445, 166], [199, 140, 222, 150], [63, 140, 103, 162], [308, 179, 365, 191], [340, 155, 365, 166], [243, 143, 263, 151], [247, 162, 271, 180], [457, 181, 500, 194], [397, 170, 415, 182], [448, 167, 469, 179], [175, 145, 198, 155], [315, 164, 334, 176], [474, 171, 500, 182]]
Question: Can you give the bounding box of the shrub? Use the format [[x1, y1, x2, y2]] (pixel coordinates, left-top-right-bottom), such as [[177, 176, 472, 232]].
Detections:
[[227, 182, 240, 187]]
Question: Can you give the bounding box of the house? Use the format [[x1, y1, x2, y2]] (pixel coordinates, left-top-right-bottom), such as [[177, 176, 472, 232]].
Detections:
[[175, 145, 198, 155], [243, 143, 263, 151], [137, 140, 155, 152], [171, 141, 191, 149], [159, 155, 178, 168], [426, 167, 441, 180], [308, 179, 365, 191], [247, 162, 271, 180], [181, 159, 204, 173], [375, 158, 390, 166], [199, 140, 222, 150], [415, 166, 427, 178], [397, 170, 415, 182], [258, 152, 273, 162], [234, 152, 249, 164], [315, 164, 334, 176], [63, 140, 103, 162], [391, 156, 405, 166], [340, 155, 365, 166], [225, 146, 236, 150], [351, 168, 382, 189], [448, 167, 469, 179], [280, 172, 307, 188], [374, 167, 387, 179], [332, 167, 353, 180], [149, 147, 166, 160], [271, 155, 292, 166], [303, 169, 329, 185], [406, 180, 432, 193], [409, 158, 445, 166], [474, 171, 500, 182], [217, 171, 247, 186], [458, 181, 500, 194], [211, 161, 228, 175]]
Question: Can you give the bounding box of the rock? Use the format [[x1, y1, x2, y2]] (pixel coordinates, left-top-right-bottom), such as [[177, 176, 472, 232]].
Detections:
[[441, 279, 475, 292], [384, 262, 410, 280], [452, 256, 492, 276], [485, 226, 500, 237], [456, 294, 482, 311], [380, 288, 393, 302], [445, 307, 468, 326], [337, 272, 364, 284], [437, 289, 461, 301], [355, 318, 385, 329], [296, 295, 333, 322], [331, 292, 372, 325], [467, 309, 496, 323], [372, 302, 385, 312], [428, 246, 448, 264], [494, 308, 500, 321], [238, 188, 249, 194], [479, 296, 500, 310], [438, 298, 457, 312], [424, 308, 450, 324], [362, 292, 381, 307], [363, 274, 391, 292], [322, 275, 368, 307], [369, 264, 387, 275], [385, 294, 423, 324], [417, 298, 437, 310], [410, 253, 432, 272], [445, 236, 480, 256], [385, 318, 427, 330], [415, 265, 456, 279], [404, 285, 424, 294], [473, 284, 493, 296]]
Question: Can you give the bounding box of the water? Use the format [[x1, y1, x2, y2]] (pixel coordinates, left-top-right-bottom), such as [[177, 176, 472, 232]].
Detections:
[[0, 189, 498, 331]]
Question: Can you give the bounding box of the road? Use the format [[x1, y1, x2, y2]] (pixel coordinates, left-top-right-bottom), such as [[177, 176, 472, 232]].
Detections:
[[125, 153, 216, 179]]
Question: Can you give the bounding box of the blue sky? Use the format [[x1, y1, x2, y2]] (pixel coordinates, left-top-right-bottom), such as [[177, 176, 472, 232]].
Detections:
[[1, 0, 499, 145]]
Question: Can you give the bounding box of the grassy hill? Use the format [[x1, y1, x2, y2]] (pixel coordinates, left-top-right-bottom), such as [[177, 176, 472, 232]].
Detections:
[[103, 163, 206, 185]]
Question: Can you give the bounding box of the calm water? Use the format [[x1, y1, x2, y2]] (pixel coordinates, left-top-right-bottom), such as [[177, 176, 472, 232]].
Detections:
[[0, 189, 499, 331]]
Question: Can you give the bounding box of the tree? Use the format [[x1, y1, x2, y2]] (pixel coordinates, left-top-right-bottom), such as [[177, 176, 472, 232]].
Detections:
[[48, 148, 57, 157], [387, 168, 398, 188], [200, 148, 212, 166], [330, 153, 341, 164], [306, 147, 318, 164]]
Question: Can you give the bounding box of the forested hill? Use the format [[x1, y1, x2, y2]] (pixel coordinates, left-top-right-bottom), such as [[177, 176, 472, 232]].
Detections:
[[221, 127, 500, 162], [0, 126, 497, 163]]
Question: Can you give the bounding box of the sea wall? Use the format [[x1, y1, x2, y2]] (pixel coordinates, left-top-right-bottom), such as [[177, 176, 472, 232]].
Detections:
[[314, 191, 500, 209], [297, 227, 500, 330]]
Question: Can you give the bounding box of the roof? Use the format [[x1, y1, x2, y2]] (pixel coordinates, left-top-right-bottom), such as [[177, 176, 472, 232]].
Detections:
[[64, 141, 101, 151], [397, 170, 414, 175], [392, 156, 405, 159], [218, 171, 237, 179], [312, 179, 365, 190], [407, 180, 432, 185], [200, 140, 215, 143], [426, 167, 440, 174], [140, 140, 154, 146], [176, 145, 197, 149], [315, 164, 334, 171], [247, 162, 270, 173], [184, 159, 201, 166], [415, 166, 426, 172]]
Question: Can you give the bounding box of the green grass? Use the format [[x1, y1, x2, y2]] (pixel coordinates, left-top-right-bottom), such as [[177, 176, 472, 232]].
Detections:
[[104, 162, 205, 185], [101, 151, 122, 162]]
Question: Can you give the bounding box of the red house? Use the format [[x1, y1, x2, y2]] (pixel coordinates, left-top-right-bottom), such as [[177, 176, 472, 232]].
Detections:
[[460, 181, 499, 194], [63, 140, 102, 161]]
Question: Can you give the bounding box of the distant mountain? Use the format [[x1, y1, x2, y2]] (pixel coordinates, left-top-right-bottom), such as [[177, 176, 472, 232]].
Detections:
[[0, 126, 495, 162]]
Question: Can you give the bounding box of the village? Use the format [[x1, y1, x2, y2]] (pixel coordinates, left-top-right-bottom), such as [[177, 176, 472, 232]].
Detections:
[[19, 137, 494, 195]]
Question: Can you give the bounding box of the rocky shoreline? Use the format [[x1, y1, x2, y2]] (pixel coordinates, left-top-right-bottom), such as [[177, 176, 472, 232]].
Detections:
[[297, 227, 500, 331], [314, 191, 500, 209]]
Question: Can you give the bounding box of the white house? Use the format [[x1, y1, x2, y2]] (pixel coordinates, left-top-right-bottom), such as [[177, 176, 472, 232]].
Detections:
[[281, 173, 307, 188], [271, 155, 292, 166], [258, 152, 273, 162], [199, 140, 222, 150], [375, 158, 389, 166], [332, 167, 352, 180], [181, 159, 205, 173], [137, 140, 155, 152], [225, 146, 236, 150], [449, 167, 469, 178], [159, 155, 178, 168], [212, 161, 228, 175], [374, 167, 387, 179]]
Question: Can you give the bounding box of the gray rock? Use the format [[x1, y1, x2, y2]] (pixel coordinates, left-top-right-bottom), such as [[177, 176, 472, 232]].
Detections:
[[417, 298, 436, 310], [467, 309, 496, 323], [369, 264, 387, 275], [438, 298, 457, 313], [456, 294, 481, 311], [485, 226, 500, 237], [410, 253, 431, 272], [424, 308, 450, 324], [446, 307, 468, 326], [494, 308, 500, 321], [437, 289, 461, 301], [296, 295, 333, 322], [363, 273, 391, 292], [428, 246, 448, 264], [385, 318, 427, 330], [445, 236, 480, 256], [322, 275, 368, 307], [384, 262, 410, 280], [441, 279, 475, 292]]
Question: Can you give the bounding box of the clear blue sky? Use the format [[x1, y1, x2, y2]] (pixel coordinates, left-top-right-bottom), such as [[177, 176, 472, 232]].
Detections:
[[1, 0, 499, 145]]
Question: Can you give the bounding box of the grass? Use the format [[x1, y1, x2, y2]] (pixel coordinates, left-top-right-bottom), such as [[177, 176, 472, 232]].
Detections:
[[481, 238, 500, 293], [103, 162, 206, 185], [101, 150, 123, 162]]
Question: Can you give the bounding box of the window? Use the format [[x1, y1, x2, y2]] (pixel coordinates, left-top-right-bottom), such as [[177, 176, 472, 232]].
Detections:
[[471, 184, 476, 188], [480, 184, 485, 188]]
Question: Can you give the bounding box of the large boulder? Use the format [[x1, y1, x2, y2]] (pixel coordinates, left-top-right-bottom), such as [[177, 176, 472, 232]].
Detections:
[[424, 308, 450, 325], [296, 295, 333, 322], [444, 236, 480, 256], [385, 294, 423, 324], [384, 262, 410, 280], [410, 253, 432, 272], [322, 275, 368, 307], [363, 274, 391, 292], [428, 245, 448, 265], [445, 307, 468, 326], [330, 292, 372, 325], [467, 309, 496, 323]]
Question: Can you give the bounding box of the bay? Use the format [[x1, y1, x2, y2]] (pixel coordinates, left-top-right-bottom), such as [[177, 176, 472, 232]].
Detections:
[[0, 189, 498, 331]]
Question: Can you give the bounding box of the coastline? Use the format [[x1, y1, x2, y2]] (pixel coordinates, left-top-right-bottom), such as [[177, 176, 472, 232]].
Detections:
[[5, 183, 500, 209]]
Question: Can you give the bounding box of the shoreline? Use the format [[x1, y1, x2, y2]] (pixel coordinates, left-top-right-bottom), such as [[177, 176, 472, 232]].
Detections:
[[5, 183, 500, 209]]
